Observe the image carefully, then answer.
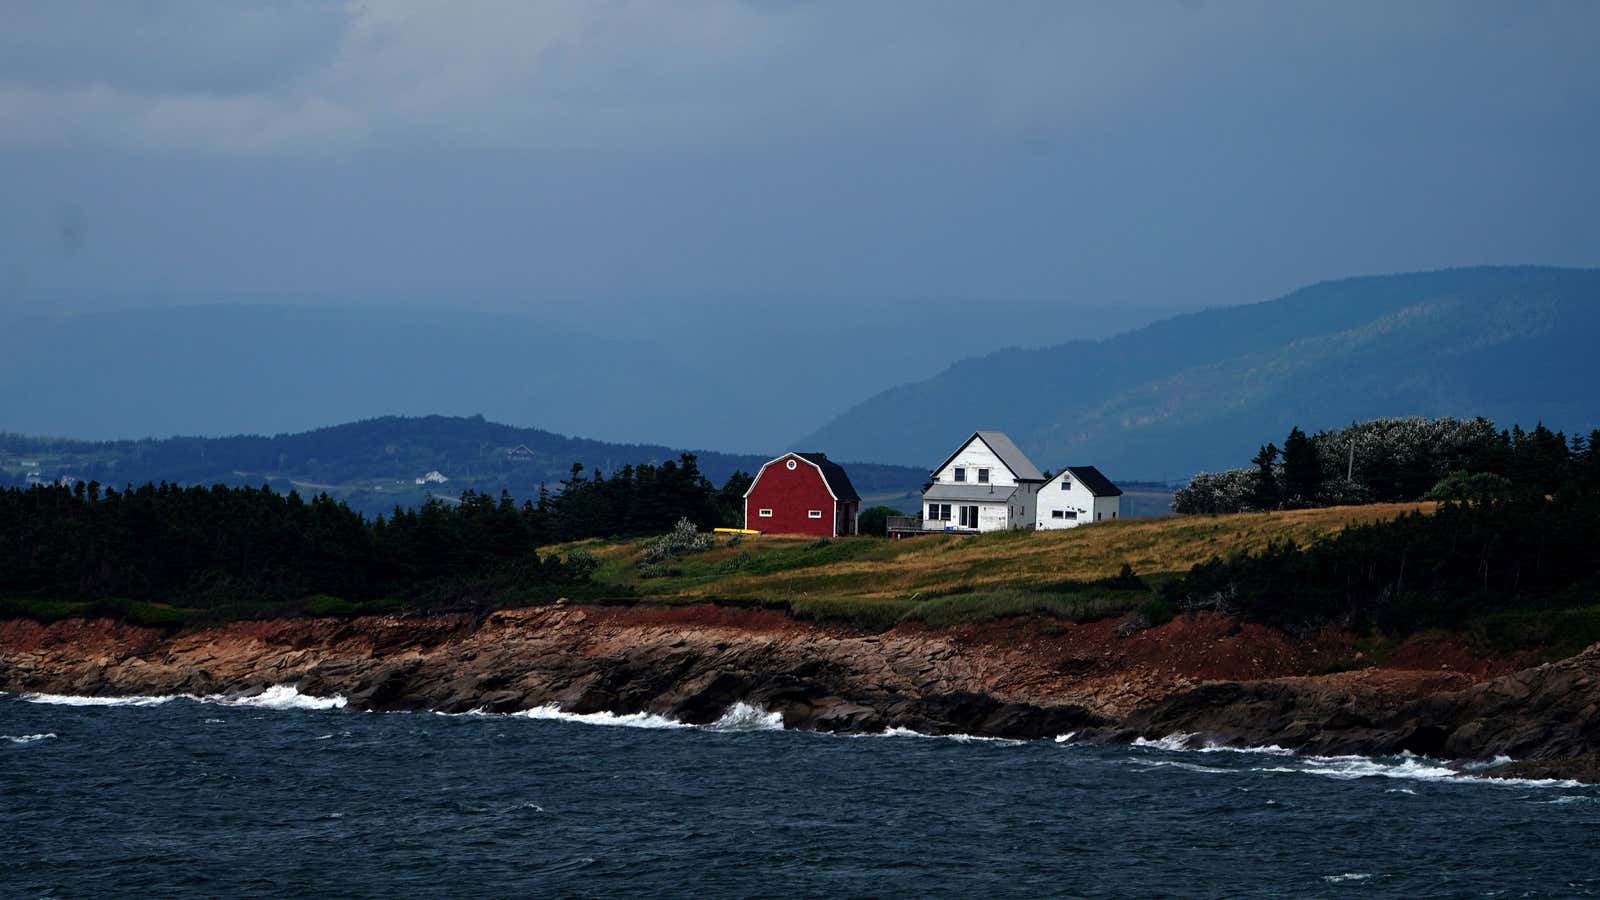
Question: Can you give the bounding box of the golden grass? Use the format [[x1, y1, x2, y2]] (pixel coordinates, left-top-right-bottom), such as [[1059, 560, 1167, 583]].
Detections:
[[546, 502, 1435, 602]]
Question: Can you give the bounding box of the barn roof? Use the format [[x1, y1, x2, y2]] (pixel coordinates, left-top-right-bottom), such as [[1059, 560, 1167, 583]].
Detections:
[[795, 452, 860, 502], [1061, 465, 1122, 497], [931, 431, 1045, 482]]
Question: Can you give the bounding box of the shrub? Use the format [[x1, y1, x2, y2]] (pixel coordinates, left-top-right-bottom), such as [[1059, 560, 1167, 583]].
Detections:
[[639, 518, 712, 566], [1422, 470, 1516, 503]]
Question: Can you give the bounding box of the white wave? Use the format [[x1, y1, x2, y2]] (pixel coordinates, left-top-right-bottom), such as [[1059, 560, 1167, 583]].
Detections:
[[1129, 734, 1590, 789], [4, 733, 56, 745], [705, 701, 785, 732], [1256, 753, 1584, 789], [1132, 733, 1200, 752], [20, 685, 345, 711], [871, 726, 1023, 744], [20, 692, 176, 707], [517, 705, 688, 729], [1323, 873, 1373, 884], [1054, 732, 1077, 743], [203, 685, 347, 711], [1386, 788, 1417, 795]]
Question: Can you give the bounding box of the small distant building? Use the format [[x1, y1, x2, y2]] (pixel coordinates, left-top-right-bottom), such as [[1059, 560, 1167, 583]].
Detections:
[[919, 431, 1045, 532], [744, 452, 860, 537], [415, 470, 449, 485], [506, 444, 536, 462], [1036, 466, 1122, 529]]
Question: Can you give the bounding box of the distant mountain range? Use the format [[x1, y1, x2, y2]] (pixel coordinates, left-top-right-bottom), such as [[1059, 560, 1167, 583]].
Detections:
[[798, 266, 1600, 479], [0, 300, 1179, 455], [0, 415, 932, 519]]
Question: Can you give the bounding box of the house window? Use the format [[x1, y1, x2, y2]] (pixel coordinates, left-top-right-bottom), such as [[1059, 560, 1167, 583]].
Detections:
[[808, 510, 823, 519], [977, 468, 990, 483], [959, 505, 978, 528], [786, 459, 798, 470], [1051, 510, 1064, 519], [954, 467, 966, 482], [928, 503, 951, 521], [1060, 480, 1071, 491], [758, 509, 773, 517], [1112, 511, 1117, 519], [1096, 512, 1103, 521]]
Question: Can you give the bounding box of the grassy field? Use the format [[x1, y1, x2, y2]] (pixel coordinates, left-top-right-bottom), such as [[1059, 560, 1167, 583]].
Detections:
[[551, 503, 1436, 624]]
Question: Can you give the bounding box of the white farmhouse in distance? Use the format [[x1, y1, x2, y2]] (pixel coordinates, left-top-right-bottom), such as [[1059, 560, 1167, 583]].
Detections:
[[415, 470, 449, 485], [1036, 467, 1122, 529], [921, 431, 1045, 532]]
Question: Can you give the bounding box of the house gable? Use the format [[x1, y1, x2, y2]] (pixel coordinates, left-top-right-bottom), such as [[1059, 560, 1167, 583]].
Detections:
[[929, 431, 1044, 488]]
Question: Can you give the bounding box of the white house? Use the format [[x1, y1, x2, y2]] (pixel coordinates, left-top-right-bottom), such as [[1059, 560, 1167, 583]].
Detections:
[[921, 431, 1045, 532], [1037, 466, 1123, 529]]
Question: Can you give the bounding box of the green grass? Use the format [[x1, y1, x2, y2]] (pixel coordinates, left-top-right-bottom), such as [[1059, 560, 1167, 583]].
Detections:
[[903, 590, 1145, 628]]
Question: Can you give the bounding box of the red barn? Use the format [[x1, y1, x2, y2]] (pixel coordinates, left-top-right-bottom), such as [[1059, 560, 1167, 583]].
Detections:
[[743, 452, 861, 537]]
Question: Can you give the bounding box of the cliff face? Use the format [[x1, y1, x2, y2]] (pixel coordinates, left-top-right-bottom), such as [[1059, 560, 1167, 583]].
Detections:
[[3, 603, 1595, 778]]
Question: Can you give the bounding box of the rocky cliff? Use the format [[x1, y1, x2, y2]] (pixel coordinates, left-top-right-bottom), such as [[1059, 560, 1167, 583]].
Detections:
[[3, 603, 1593, 780]]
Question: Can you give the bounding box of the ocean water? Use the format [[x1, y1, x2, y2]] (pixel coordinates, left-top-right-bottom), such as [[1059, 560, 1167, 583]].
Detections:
[[5, 690, 1600, 897]]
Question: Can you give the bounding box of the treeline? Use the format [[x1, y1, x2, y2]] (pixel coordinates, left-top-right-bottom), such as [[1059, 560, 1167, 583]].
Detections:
[[0, 481, 595, 614], [521, 454, 751, 542], [1161, 486, 1600, 635], [1174, 417, 1600, 514]]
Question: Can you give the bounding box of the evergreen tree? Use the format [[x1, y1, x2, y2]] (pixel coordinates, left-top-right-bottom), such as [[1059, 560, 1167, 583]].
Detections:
[[1281, 426, 1321, 504], [1250, 443, 1280, 509]]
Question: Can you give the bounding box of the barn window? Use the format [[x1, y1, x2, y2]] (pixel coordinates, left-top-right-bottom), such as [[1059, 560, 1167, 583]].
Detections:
[[808, 510, 823, 519], [977, 468, 990, 483], [758, 509, 773, 517], [786, 459, 798, 470], [953, 467, 966, 482]]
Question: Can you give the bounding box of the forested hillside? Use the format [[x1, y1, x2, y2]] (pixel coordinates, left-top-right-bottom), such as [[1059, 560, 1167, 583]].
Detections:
[[0, 415, 927, 519], [799, 267, 1600, 479]]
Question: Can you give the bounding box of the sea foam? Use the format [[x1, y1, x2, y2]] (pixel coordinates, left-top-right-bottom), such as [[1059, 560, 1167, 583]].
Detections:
[[18, 685, 346, 712], [20, 692, 177, 707], [4, 733, 57, 745]]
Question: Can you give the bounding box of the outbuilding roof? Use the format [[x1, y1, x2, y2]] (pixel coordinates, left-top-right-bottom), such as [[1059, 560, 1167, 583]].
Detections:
[[1060, 466, 1122, 497], [931, 431, 1045, 482], [794, 452, 861, 502]]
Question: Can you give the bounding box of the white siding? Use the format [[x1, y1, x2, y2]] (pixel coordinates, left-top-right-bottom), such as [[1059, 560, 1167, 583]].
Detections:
[[931, 437, 1016, 488], [1037, 470, 1101, 529]]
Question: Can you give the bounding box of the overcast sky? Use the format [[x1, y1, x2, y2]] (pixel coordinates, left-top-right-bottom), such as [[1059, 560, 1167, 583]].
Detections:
[[2, 0, 1597, 326]]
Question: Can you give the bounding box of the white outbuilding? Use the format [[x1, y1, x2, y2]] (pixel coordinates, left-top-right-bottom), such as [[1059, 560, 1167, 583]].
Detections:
[[1036, 466, 1122, 529]]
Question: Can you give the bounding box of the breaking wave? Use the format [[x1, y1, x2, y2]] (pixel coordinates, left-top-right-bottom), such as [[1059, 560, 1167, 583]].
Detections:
[[705, 701, 785, 732], [4, 733, 57, 745], [202, 685, 348, 711], [516, 701, 785, 732], [1130, 734, 1586, 788], [16, 685, 346, 712], [20, 693, 177, 707], [517, 706, 688, 729]]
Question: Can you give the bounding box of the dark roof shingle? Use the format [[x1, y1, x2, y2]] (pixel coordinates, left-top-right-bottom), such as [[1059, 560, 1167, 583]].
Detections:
[[1062, 465, 1122, 497], [796, 452, 860, 502]]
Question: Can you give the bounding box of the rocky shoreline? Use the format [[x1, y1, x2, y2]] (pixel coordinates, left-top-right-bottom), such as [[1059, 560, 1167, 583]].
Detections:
[[4, 603, 1597, 781]]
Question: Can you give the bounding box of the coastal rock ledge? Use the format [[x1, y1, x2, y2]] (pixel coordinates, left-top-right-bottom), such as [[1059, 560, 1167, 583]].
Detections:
[[4, 604, 1599, 780]]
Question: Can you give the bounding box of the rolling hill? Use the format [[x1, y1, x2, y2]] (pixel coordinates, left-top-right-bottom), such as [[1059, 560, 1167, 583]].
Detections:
[[797, 266, 1600, 479], [0, 415, 931, 520]]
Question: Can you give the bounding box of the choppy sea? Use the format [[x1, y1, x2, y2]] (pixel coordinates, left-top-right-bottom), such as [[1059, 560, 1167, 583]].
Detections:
[[5, 688, 1600, 897]]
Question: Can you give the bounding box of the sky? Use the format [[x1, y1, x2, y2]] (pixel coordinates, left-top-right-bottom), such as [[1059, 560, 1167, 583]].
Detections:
[[1, 1, 1596, 325]]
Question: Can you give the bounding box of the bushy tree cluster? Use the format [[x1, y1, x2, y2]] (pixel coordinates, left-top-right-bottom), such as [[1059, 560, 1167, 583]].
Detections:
[[1162, 487, 1600, 635], [521, 454, 751, 542], [0, 481, 589, 610], [1174, 417, 1600, 514]]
